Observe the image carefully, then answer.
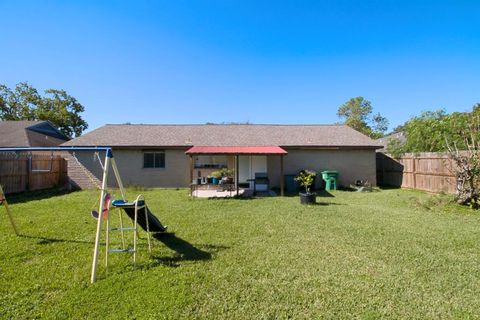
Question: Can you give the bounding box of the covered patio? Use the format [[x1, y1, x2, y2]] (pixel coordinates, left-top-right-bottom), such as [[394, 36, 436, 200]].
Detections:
[[185, 146, 288, 197]]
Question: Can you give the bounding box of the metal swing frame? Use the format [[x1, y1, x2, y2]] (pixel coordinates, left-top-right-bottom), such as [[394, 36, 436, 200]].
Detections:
[[0, 185, 19, 236], [0, 146, 129, 283]]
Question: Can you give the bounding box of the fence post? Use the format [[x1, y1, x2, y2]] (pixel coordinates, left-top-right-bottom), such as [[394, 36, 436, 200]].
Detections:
[[60, 158, 67, 187], [27, 157, 32, 191], [412, 156, 417, 189]]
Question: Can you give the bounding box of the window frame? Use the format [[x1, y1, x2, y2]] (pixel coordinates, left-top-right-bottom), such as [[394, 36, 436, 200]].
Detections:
[[142, 150, 165, 169]]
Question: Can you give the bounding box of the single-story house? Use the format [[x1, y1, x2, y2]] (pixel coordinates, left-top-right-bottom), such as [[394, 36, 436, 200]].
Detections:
[[375, 131, 405, 153], [62, 124, 383, 192], [0, 120, 70, 147]]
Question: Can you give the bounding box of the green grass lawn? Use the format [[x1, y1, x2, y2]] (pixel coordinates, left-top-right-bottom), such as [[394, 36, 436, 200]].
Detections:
[[1, 188, 480, 319]]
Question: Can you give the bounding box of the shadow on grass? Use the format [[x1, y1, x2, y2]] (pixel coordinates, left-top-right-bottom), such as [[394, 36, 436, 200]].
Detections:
[[280, 190, 336, 198], [5, 188, 72, 204], [317, 190, 335, 197], [377, 184, 402, 190], [301, 201, 344, 206], [314, 202, 343, 206], [206, 195, 254, 200], [19, 234, 94, 245], [152, 232, 228, 267]]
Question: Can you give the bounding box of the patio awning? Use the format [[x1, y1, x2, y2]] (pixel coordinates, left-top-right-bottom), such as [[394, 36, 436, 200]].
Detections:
[[185, 146, 288, 155]]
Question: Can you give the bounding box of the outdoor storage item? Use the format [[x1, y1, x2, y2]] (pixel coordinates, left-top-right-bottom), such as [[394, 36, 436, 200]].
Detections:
[[321, 171, 338, 191], [284, 174, 297, 192], [253, 172, 269, 192]]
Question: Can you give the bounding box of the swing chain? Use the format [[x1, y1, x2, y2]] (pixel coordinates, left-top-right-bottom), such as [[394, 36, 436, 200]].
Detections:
[[94, 152, 105, 171]]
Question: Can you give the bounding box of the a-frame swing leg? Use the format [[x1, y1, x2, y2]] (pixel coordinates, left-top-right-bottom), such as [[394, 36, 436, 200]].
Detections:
[[0, 186, 19, 236], [145, 208, 152, 254], [91, 153, 111, 283], [105, 209, 110, 274], [90, 151, 130, 283]]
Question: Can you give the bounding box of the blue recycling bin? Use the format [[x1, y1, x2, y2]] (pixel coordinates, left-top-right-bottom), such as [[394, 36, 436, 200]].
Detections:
[[284, 174, 297, 192]]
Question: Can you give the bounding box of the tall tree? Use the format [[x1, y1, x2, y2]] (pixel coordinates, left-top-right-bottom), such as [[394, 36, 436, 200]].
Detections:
[[0, 83, 40, 120], [387, 105, 480, 155], [337, 97, 388, 138], [0, 82, 88, 137]]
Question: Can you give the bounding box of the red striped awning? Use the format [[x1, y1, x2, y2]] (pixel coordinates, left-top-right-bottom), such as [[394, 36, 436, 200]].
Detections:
[[185, 146, 288, 155]]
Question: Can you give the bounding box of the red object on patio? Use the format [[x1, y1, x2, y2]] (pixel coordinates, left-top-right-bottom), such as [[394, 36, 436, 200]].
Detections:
[[185, 146, 288, 155]]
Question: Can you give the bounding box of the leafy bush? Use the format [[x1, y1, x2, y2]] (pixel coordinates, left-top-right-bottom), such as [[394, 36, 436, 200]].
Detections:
[[210, 171, 222, 179], [387, 104, 480, 156], [294, 170, 316, 193], [220, 168, 234, 178], [211, 168, 234, 179]]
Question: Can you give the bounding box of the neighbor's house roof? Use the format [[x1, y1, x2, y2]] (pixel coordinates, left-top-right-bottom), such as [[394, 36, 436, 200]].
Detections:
[[376, 132, 405, 152], [63, 124, 382, 149], [0, 121, 70, 147]]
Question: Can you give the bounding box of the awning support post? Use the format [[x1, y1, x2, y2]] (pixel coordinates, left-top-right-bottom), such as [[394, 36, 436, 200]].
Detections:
[[189, 155, 194, 196], [235, 155, 239, 196], [280, 155, 284, 196]]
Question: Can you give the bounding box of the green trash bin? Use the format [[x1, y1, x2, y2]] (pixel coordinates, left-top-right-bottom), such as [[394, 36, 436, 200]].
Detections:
[[321, 171, 338, 191]]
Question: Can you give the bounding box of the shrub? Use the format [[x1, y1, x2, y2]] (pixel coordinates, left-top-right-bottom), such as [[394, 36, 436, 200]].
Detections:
[[295, 170, 316, 193]]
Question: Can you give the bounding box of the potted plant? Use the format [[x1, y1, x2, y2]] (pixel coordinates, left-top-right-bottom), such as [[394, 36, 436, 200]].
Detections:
[[295, 170, 317, 204], [220, 168, 234, 184], [210, 171, 222, 185]]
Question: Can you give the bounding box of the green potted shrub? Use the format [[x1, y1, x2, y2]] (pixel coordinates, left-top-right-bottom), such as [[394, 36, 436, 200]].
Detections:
[[295, 170, 317, 204], [210, 171, 222, 185]]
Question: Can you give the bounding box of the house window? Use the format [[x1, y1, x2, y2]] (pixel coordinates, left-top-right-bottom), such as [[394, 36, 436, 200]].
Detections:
[[143, 151, 165, 168]]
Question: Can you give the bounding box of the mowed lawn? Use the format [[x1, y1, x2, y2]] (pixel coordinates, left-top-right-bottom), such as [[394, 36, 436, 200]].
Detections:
[[1, 188, 480, 319]]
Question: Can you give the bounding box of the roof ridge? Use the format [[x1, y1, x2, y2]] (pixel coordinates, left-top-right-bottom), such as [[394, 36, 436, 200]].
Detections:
[[103, 123, 346, 127]]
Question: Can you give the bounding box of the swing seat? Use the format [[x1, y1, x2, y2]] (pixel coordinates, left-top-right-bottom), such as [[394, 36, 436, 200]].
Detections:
[[91, 193, 111, 220]]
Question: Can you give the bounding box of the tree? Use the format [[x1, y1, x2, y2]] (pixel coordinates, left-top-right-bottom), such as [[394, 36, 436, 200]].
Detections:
[[387, 106, 480, 155], [446, 120, 480, 209], [384, 104, 480, 209], [0, 83, 40, 120], [0, 82, 88, 137], [337, 97, 388, 138]]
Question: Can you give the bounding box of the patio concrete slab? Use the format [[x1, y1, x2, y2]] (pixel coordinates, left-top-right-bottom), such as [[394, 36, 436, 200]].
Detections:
[[191, 188, 246, 198], [191, 188, 277, 198]]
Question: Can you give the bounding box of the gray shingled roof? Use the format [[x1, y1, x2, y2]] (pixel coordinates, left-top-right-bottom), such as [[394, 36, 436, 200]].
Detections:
[[63, 124, 382, 148], [376, 132, 404, 152], [0, 121, 69, 147]]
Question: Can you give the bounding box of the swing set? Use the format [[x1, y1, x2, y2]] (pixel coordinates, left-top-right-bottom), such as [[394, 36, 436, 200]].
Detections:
[[0, 146, 167, 283]]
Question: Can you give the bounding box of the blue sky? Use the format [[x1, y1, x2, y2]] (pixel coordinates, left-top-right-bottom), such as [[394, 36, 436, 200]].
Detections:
[[1, 0, 479, 133]]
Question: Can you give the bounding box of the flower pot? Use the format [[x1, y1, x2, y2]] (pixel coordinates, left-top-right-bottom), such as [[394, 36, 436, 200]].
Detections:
[[222, 177, 234, 184], [299, 192, 316, 205]]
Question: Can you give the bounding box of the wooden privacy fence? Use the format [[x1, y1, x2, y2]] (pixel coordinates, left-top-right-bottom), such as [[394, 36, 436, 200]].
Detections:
[[377, 152, 458, 194], [0, 153, 68, 194]]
